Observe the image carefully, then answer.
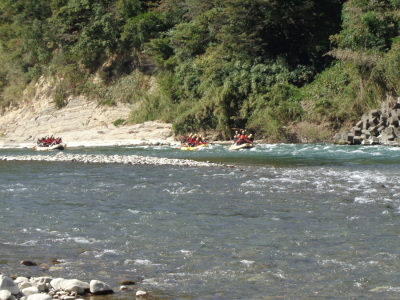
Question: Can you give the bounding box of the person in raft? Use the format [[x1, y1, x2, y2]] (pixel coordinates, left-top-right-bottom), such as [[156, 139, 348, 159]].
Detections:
[[181, 134, 207, 147], [234, 130, 254, 145], [37, 135, 63, 146]]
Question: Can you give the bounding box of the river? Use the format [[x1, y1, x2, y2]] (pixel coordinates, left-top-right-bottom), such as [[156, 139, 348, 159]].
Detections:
[[1, 143, 400, 299]]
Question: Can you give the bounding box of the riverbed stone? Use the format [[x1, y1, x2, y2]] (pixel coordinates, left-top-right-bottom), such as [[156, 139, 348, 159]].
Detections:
[[22, 286, 40, 296], [30, 278, 52, 292], [0, 276, 20, 295], [0, 290, 12, 300], [89, 280, 113, 295], [26, 294, 52, 300], [59, 279, 89, 295], [136, 290, 148, 297], [18, 282, 33, 290], [49, 278, 64, 291], [14, 278, 29, 285], [20, 261, 38, 267]]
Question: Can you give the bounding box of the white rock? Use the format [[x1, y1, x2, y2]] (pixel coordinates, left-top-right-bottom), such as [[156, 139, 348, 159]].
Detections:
[[19, 282, 34, 290], [26, 294, 53, 300], [22, 286, 40, 296], [30, 278, 52, 293], [59, 280, 89, 295], [49, 279, 64, 291], [0, 276, 20, 295], [14, 278, 29, 285], [89, 280, 113, 295], [0, 290, 12, 300], [136, 290, 148, 297]]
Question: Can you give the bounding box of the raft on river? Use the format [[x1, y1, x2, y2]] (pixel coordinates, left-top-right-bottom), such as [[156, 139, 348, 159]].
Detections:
[[180, 144, 208, 151], [228, 143, 254, 151], [34, 143, 66, 151]]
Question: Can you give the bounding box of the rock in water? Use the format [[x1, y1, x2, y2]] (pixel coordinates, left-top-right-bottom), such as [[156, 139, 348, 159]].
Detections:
[[136, 290, 148, 297], [20, 261, 38, 266], [89, 280, 114, 295]]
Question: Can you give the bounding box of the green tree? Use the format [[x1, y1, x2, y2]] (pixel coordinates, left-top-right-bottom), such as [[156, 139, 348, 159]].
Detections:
[[309, 0, 400, 128]]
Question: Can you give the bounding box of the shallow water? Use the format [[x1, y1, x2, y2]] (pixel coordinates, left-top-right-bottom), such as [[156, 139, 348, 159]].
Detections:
[[1, 144, 400, 299]]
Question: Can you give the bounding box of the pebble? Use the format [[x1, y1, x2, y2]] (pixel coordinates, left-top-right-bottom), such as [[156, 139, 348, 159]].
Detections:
[[0, 153, 223, 167]]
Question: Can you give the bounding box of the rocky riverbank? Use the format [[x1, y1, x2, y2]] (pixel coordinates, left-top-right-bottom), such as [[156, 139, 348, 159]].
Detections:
[[333, 97, 400, 146], [0, 152, 222, 167], [0, 274, 149, 300]]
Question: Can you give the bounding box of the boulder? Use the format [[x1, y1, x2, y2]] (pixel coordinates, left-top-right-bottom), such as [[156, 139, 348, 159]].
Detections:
[[14, 278, 29, 285], [18, 283, 34, 290], [0, 290, 12, 300], [49, 278, 64, 291], [26, 294, 52, 300], [89, 280, 113, 295], [136, 290, 148, 297], [0, 276, 20, 295], [30, 278, 52, 292], [58, 280, 89, 295], [20, 261, 37, 267], [22, 287, 40, 297]]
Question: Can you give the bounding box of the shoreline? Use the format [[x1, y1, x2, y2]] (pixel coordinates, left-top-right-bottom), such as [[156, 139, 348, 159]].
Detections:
[[0, 152, 225, 167], [0, 137, 236, 150], [0, 139, 180, 149]]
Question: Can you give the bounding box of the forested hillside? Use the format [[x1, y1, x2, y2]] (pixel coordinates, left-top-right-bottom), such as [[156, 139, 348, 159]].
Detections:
[[0, 0, 399, 141]]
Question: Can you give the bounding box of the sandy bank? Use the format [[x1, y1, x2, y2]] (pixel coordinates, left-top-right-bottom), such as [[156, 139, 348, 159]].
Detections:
[[0, 85, 178, 148]]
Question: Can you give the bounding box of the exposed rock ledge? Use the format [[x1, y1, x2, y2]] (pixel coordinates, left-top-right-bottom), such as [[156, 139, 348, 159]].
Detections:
[[0, 90, 176, 148]]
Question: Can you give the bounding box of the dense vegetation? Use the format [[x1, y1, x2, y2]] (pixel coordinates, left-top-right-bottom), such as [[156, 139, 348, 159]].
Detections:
[[0, 0, 399, 141]]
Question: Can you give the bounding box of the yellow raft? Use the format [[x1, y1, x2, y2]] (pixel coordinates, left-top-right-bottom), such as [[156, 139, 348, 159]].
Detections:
[[180, 144, 208, 151]]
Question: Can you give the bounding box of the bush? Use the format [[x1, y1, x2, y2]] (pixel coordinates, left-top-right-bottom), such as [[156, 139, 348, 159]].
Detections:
[[113, 118, 126, 126]]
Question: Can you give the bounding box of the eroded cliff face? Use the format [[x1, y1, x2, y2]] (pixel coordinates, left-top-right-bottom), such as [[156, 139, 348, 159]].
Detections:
[[0, 79, 174, 148]]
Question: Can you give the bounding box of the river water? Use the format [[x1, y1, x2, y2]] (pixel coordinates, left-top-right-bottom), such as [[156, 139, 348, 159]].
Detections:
[[1, 143, 400, 299]]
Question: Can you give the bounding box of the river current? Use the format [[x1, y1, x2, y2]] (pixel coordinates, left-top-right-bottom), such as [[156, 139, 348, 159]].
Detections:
[[1, 143, 400, 299]]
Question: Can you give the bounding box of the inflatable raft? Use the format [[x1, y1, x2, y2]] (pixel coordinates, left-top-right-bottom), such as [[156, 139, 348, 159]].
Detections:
[[228, 143, 254, 151], [34, 143, 66, 151], [181, 144, 208, 151]]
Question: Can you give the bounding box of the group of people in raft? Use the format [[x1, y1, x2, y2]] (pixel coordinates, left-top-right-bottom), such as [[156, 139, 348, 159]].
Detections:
[[180, 134, 208, 147], [180, 130, 254, 147], [36, 135, 63, 146], [233, 130, 254, 145]]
